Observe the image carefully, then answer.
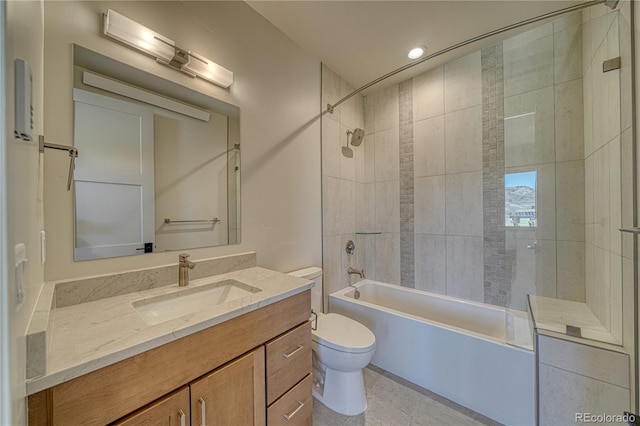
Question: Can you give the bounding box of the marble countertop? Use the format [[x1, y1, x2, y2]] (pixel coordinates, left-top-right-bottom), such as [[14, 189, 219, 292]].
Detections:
[[26, 267, 313, 395]]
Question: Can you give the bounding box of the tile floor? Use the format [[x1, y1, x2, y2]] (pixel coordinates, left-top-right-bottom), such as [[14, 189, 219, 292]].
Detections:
[[312, 365, 502, 426]]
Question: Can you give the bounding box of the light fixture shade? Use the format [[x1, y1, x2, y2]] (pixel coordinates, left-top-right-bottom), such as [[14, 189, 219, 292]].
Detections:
[[103, 9, 175, 63], [103, 9, 234, 89], [184, 51, 234, 88]]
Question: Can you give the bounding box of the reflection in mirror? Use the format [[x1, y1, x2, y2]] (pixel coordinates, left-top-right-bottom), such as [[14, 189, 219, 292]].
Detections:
[[72, 45, 240, 261]]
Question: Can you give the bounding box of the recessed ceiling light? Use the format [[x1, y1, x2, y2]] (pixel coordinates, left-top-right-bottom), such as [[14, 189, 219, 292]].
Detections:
[[408, 45, 427, 60]]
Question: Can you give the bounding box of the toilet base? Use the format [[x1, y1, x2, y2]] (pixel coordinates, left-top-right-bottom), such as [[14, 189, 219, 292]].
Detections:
[[312, 367, 367, 416]]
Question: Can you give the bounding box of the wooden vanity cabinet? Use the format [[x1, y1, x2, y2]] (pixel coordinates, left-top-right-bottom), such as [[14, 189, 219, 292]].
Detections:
[[28, 290, 311, 426], [190, 347, 266, 426]]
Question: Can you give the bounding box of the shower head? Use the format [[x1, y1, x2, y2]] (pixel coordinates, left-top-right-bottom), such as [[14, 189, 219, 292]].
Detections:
[[342, 146, 354, 158], [348, 128, 365, 147]]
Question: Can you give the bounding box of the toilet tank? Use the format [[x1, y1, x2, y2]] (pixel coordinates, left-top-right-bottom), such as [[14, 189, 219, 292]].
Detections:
[[287, 267, 323, 313]]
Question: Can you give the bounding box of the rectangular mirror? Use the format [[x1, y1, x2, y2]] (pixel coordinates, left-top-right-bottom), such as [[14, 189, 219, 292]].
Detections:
[[72, 45, 240, 261]]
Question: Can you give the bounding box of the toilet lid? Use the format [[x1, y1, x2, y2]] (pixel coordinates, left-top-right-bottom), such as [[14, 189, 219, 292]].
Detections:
[[312, 313, 375, 354]]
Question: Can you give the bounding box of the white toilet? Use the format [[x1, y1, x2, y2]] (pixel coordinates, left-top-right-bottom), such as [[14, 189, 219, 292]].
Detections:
[[288, 267, 375, 416]]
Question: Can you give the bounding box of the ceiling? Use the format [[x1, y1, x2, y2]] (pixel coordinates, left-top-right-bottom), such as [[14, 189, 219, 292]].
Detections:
[[247, 0, 584, 93]]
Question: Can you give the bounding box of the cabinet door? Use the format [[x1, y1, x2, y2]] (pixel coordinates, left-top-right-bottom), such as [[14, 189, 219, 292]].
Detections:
[[191, 346, 266, 426], [113, 386, 190, 426]]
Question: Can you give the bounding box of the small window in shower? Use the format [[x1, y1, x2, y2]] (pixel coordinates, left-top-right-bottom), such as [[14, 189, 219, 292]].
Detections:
[[505, 171, 537, 227]]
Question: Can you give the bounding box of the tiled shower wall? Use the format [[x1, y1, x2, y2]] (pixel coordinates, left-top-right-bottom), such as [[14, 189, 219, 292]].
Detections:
[[321, 64, 365, 311], [321, 6, 630, 325], [352, 13, 587, 311], [583, 4, 632, 343]]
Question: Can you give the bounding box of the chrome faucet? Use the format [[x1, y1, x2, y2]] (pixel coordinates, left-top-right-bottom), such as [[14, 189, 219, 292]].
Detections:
[[178, 253, 196, 287], [347, 267, 365, 279], [347, 267, 364, 300]]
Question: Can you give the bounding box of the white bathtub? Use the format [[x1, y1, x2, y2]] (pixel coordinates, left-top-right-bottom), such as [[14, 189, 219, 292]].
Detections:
[[330, 280, 535, 426]]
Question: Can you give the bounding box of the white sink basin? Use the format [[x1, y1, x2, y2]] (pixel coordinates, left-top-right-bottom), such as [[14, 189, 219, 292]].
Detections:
[[132, 279, 262, 325]]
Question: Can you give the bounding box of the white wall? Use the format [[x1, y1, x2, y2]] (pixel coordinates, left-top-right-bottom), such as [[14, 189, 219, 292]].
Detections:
[[154, 109, 229, 252], [5, 1, 46, 424], [43, 1, 321, 280]]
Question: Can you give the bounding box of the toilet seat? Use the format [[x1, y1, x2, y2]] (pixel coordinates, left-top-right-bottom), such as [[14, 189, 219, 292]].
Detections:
[[312, 313, 375, 354]]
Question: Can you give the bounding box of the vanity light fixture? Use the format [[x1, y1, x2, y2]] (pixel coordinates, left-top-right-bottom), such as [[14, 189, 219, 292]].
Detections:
[[407, 45, 427, 60], [103, 9, 233, 88]]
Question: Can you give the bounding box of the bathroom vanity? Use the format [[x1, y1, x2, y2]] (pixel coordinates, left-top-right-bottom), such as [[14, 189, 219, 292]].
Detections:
[[26, 255, 313, 426]]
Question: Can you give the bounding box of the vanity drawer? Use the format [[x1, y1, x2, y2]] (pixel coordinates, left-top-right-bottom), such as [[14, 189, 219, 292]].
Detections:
[[266, 321, 311, 404], [267, 374, 312, 426]]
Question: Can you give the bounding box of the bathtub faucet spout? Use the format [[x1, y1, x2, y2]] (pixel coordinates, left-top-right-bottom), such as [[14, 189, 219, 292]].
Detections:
[[347, 267, 365, 279]]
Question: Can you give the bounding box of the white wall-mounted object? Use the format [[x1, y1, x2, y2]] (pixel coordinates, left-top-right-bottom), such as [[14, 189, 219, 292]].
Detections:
[[103, 9, 233, 88], [82, 71, 210, 122], [14, 243, 27, 310], [14, 58, 33, 141]]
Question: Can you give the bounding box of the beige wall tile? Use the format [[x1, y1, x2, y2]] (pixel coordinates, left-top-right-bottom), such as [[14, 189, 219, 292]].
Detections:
[[554, 23, 582, 84], [340, 123, 356, 181], [504, 34, 554, 97], [539, 334, 628, 388], [322, 64, 342, 123], [322, 176, 355, 236], [415, 176, 446, 235], [374, 127, 400, 182], [373, 84, 399, 132], [507, 238, 557, 310], [375, 180, 400, 234], [444, 106, 482, 174], [555, 79, 584, 162], [593, 144, 611, 250], [503, 22, 552, 51], [504, 87, 555, 167], [415, 234, 446, 295], [414, 116, 445, 178], [556, 160, 585, 242], [556, 241, 586, 302], [610, 253, 622, 343], [445, 171, 483, 237], [322, 235, 341, 309], [609, 136, 622, 256], [446, 236, 484, 302], [413, 66, 444, 121], [375, 233, 401, 285], [321, 116, 341, 179], [444, 51, 481, 112], [588, 245, 611, 329], [539, 364, 629, 426], [340, 79, 356, 130]]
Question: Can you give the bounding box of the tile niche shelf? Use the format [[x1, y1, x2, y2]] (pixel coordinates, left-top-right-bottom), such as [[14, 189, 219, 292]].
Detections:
[[528, 295, 620, 347]]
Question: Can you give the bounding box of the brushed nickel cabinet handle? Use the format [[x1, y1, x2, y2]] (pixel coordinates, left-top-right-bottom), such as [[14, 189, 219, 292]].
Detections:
[[179, 409, 186, 426], [199, 398, 206, 426], [282, 345, 303, 359], [283, 401, 305, 420]]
